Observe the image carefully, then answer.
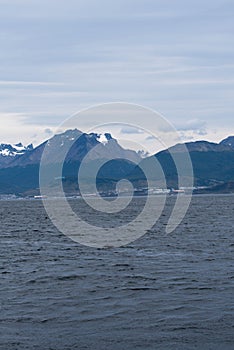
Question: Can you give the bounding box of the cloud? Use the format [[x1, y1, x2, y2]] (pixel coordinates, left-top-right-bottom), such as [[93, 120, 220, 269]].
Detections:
[[195, 129, 207, 136], [0, 113, 55, 146], [179, 132, 195, 141], [174, 119, 208, 142], [0, 0, 233, 147], [44, 128, 53, 136], [145, 135, 157, 141], [120, 126, 144, 134], [0, 80, 63, 86], [176, 119, 207, 132]]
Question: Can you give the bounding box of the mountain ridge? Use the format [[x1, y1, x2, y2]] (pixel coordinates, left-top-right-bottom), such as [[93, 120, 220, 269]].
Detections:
[[0, 129, 141, 169], [0, 131, 234, 195]]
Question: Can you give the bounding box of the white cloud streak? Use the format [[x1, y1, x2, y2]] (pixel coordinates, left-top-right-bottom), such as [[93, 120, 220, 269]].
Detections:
[[0, 81, 63, 86]]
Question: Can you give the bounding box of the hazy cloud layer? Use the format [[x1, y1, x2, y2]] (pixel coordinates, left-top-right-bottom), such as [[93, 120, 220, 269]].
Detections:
[[0, 0, 233, 146]]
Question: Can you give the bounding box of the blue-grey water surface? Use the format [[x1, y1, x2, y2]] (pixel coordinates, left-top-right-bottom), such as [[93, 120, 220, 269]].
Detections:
[[0, 195, 234, 349]]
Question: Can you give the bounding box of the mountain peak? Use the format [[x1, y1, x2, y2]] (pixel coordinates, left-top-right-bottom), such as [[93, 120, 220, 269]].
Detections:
[[220, 136, 234, 149], [56, 128, 83, 139], [14, 142, 23, 148], [0, 129, 140, 168]]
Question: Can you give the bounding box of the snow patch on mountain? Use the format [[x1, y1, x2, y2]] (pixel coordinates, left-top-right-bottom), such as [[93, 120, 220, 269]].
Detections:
[[0, 143, 33, 157], [97, 133, 109, 145]]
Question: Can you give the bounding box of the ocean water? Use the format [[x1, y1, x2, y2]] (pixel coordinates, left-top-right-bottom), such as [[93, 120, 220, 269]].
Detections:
[[0, 195, 234, 350]]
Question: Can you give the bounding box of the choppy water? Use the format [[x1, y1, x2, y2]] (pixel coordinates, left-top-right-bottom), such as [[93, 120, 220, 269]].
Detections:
[[0, 195, 234, 350]]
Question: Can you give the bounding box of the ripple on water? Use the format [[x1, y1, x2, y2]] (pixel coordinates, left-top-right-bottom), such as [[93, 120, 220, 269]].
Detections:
[[0, 195, 234, 350]]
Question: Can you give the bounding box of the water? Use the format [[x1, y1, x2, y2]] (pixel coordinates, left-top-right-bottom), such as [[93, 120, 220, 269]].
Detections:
[[0, 195, 234, 349]]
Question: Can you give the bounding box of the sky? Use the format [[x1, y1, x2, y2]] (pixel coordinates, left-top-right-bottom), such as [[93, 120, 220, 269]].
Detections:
[[0, 0, 234, 152]]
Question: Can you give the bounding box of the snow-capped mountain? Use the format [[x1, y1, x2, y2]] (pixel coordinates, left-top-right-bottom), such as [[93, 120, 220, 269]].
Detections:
[[0, 129, 142, 194], [0, 142, 33, 166], [1, 129, 140, 168], [0, 142, 33, 156]]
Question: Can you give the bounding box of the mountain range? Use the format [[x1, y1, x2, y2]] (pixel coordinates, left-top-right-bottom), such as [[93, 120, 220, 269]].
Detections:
[[0, 130, 234, 196], [0, 129, 140, 168], [0, 143, 33, 166]]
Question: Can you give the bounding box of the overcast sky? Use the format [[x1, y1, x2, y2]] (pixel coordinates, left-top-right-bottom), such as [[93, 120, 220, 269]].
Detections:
[[0, 0, 234, 149]]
